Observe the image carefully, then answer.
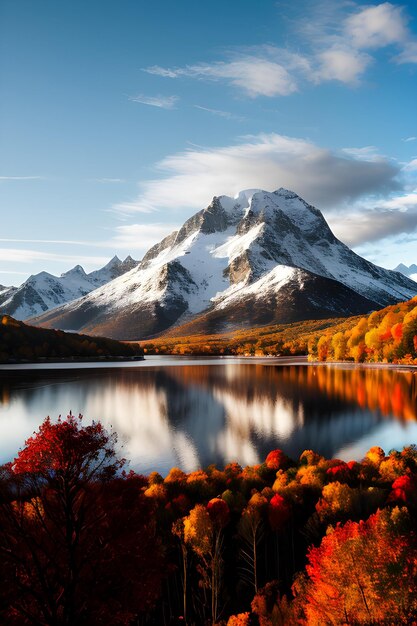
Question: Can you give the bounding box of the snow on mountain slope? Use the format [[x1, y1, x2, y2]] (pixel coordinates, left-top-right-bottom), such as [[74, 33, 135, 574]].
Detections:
[[0, 255, 138, 320], [30, 189, 417, 340], [88, 255, 138, 286], [0, 284, 15, 297]]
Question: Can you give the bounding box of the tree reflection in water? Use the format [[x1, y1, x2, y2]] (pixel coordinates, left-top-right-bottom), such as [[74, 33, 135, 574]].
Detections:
[[0, 362, 416, 474]]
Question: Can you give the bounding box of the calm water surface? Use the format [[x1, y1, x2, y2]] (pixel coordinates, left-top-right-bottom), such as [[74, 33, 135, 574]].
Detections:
[[0, 356, 416, 474]]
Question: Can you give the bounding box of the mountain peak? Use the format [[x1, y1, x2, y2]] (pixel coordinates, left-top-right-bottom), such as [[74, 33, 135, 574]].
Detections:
[[274, 187, 299, 198], [61, 265, 87, 278], [106, 255, 122, 267], [394, 263, 417, 280], [219, 188, 306, 214], [28, 188, 417, 340], [234, 188, 263, 204]]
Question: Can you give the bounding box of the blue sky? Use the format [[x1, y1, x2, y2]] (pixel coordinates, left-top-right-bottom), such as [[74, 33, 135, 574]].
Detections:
[[1, 0, 417, 285]]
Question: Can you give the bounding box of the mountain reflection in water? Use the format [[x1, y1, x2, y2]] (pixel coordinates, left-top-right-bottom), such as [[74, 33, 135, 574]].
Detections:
[[0, 362, 416, 474]]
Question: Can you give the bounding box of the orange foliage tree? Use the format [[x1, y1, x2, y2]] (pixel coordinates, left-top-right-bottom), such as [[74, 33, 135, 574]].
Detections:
[[310, 298, 417, 364], [293, 507, 417, 625]]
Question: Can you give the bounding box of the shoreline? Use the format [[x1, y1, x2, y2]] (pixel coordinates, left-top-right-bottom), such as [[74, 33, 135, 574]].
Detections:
[[0, 355, 144, 366], [0, 353, 416, 372]]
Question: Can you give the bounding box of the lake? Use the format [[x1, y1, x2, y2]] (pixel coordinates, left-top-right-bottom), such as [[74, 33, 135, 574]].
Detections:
[[0, 356, 417, 475]]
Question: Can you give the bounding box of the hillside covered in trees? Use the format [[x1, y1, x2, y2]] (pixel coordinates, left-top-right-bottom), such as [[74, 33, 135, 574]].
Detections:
[[309, 296, 417, 364], [139, 316, 358, 357], [0, 315, 143, 362], [2, 414, 417, 625], [140, 296, 417, 365]]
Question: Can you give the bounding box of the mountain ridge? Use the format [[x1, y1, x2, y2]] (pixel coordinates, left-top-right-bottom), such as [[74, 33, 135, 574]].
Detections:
[[0, 255, 138, 320], [395, 263, 417, 282], [29, 188, 417, 340]]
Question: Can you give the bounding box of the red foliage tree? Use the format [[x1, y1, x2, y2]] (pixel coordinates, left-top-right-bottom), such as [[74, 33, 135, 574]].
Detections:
[[0, 414, 164, 625], [265, 450, 289, 471], [12, 413, 124, 480], [389, 474, 417, 505], [207, 497, 230, 528], [268, 494, 291, 532], [326, 462, 351, 483]]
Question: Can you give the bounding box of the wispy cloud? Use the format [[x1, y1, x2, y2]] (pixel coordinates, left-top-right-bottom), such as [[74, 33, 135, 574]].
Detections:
[[111, 132, 400, 217], [0, 238, 98, 246], [193, 105, 244, 121], [111, 200, 155, 214], [0, 248, 109, 265], [341, 146, 386, 162], [0, 229, 179, 270], [90, 178, 126, 183], [404, 158, 417, 172], [145, 52, 300, 97], [144, 3, 417, 97], [397, 40, 417, 63], [144, 44, 362, 96], [129, 94, 179, 109], [403, 136, 417, 143], [0, 176, 44, 181], [110, 223, 178, 250]]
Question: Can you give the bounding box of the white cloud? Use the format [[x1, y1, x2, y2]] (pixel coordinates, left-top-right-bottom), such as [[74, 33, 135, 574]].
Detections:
[[345, 2, 409, 49], [112, 133, 400, 216], [403, 136, 417, 142], [110, 223, 178, 250], [143, 4, 417, 100], [129, 94, 179, 109], [315, 46, 371, 84], [342, 2, 417, 65], [145, 56, 298, 97], [327, 191, 417, 246], [0, 248, 109, 266]]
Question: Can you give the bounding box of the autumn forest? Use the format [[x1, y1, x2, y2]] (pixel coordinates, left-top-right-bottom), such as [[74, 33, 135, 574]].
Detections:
[[140, 297, 417, 365], [2, 414, 417, 625]]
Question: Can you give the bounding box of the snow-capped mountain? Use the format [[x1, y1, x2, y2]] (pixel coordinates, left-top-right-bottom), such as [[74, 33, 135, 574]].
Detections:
[[394, 263, 417, 283], [30, 189, 417, 339], [0, 255, 138, 320]]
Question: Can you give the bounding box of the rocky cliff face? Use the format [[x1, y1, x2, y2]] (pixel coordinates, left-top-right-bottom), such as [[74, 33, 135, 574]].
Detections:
[[29, 188, 417, 339]]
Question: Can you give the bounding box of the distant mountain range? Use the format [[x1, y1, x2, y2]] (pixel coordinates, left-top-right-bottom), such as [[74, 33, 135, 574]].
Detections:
[[394, 263, 417, 282], [29, 188, 417, 340], [0, 255, 138, 320]]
